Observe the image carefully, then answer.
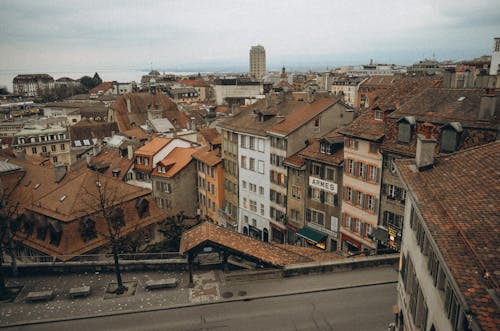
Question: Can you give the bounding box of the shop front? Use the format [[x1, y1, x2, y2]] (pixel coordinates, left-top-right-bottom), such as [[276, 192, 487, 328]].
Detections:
[[296, 226, 328, 250], [341, 233, 361, 253]]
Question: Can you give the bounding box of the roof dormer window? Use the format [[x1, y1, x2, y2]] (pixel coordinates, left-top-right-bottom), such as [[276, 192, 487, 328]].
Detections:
[[397, 117, 415, 144], [440, 122, 462, 153], [374, 109, 383, 121]]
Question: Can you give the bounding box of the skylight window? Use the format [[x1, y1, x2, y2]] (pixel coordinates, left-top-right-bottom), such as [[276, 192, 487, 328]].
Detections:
[[74, 140, 82, 147], [83, 139, 91, 146], [457, 96, 465, 102], [60, 195, 67, 202], [34, 183, 40, 190]]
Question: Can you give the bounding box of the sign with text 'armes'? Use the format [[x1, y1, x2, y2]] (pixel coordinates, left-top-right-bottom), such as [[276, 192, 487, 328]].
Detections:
[[309, 177, 337, 193]]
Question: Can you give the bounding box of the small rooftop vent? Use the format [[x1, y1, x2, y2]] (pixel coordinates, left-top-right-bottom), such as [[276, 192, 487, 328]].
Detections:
[[60, 195, 66, 202], [457, 96, 466, 102], [34, 183, 40, 190]]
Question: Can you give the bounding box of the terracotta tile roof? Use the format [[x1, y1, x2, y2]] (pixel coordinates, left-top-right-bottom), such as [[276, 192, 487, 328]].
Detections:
[[153, 147, 198, 178], [28, 169, 150, 222], [387, 88, 500, 127], [191, 145, 222, 167], [339, 77, 439, 141], [267, 97, 341, 136], [359, 75, 400, 88], [70, 120, 119, 144], [198, 128, 221, 145], [337, 110, 385, 141], [396, 142, 500, 331], [90, 82, 113, 94], [371, 76, 439, 111], [112, 93, 187, 132], [283, 154, 305, 169], [381, 88, 499, 156], [135, 137, 172, 156], [180, 222, 313, 267], [296, 132, 344, 166], [121, 127, 149, 141], [88, 147, 134, 179]]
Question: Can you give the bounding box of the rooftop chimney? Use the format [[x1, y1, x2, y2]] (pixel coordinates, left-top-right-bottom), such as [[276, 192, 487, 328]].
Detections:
[[307, 89, 316, 103], [478, 88, 496, 120], [126, 98, 131, 113], [415, 123, 436, 171]]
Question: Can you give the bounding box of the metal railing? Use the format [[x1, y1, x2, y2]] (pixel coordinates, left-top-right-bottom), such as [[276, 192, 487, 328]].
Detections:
[[6, 252, 183, 264]]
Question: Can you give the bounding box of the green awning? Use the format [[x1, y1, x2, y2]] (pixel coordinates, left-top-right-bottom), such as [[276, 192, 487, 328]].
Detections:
[[370, 228, 388, 243], [296, 227, 327, 244]]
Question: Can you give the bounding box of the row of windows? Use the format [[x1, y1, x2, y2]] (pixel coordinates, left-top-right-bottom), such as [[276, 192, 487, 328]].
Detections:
[[135, 156, 150, 166], [270, 153, 284, 167], [270, 206, 285, 222], [307, 187, 339, 206], [241, 155, 265, 173], [197, 161, 216, 178], [306, 208, 325, 226], [199, 193, 217, 213], [343, 186, 378, 214], [382, 211, 403, 230], [401, 255, 429, 330], [341, 213, 374, 238], [382, 184, 406, 204], [408, 207, 467, 331], [224, 179, 237, 194], [18, 133, 67, 144], [270, 136, 287, 150], [310, 163, 335, 181], [270, 189, 286, 207], [344, 159, 379, 183], [31, 144, 66, 155], [155, 181, 171, 193], [223, 159, 237, 176], [270, 170, 286, 186], [156, 197, 172, 209], [240, 135, 265, 152]]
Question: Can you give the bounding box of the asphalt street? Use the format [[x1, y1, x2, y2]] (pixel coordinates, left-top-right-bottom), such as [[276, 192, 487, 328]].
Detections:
[[6, 283, 397, 331]]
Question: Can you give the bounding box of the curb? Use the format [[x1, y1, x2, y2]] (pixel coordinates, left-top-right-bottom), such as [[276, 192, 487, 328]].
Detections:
[[1, 280, 397, 328]]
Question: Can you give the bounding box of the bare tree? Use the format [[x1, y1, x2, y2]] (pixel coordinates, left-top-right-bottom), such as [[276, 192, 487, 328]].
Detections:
[[81, 172, 128, 294], [0, 174, 24, 299]]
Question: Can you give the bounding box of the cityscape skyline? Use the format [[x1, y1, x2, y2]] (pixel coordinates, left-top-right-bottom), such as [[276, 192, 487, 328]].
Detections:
[[1, 0, 499, 74]]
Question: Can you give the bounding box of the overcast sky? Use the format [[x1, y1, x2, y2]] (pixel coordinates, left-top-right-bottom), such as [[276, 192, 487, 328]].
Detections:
[[1, 0, 499, 72]]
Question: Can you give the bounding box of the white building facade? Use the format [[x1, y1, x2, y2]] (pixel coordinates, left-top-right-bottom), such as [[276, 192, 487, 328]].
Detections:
[[237, 132, 270, 242]]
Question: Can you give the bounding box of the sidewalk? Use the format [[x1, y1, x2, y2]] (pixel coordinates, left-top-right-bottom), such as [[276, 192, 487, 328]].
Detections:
[[0, 265, 398, 328]]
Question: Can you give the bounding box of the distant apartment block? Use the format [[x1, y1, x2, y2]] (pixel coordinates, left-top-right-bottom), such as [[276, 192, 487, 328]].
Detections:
[[12, 124, 71, 165], [13, 74, 55, 98], [249, 45, 266, 79]]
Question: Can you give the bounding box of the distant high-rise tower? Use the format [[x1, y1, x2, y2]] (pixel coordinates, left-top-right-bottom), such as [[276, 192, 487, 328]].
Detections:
[[249, 45, 266, 79], [489, 37, 500, 75]]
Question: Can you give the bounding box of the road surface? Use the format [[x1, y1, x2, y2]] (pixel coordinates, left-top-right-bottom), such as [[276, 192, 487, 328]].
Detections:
[[6, 282, 396, 331]]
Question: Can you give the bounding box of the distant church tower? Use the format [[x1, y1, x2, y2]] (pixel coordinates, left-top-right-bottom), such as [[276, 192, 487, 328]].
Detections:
[[490, 37, 500, 75], [249, 45, 266, 79]]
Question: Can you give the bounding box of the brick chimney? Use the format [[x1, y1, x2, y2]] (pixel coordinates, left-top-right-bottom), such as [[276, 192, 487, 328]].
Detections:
[[415, 123, 436, 171]]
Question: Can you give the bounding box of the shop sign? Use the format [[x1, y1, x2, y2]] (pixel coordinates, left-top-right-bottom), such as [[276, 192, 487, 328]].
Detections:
[[309, 177, 337, 193]]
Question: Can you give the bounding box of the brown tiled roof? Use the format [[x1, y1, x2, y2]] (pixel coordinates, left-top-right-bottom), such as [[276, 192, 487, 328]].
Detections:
[[381, 88, 499, 156], [112, 93, 187, 132], [283, 154, 305, 169], [396, 142, 500, 331], [89, 147, 134, 179], [121, 127, 149, 141], [70, 120, 119, 143], [275, 244, 344, 263], [337, 110, 385, 141], [297, 131, 344, 166], [153, 147, 198, 178], [359, 75, 400, 88], [267, 97, 340, 136], [179, 78, 210, 88], [192, 145, 222, 167], [135, 137, 171, 156], [371, 76, 439, 111], [180, 222, 313, 267], [339, 77, 439, 141], [198, 128, 221, 145], [387, 88, 500, 127], [28, 169, 150, 222], [90, 82, 114, 94]]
